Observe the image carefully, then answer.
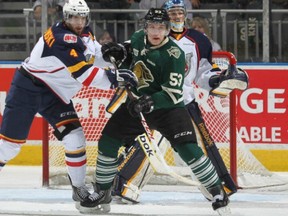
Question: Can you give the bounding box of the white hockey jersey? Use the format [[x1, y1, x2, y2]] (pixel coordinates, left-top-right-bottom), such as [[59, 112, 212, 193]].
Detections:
[[169, 28, 221, 105], [22, 22, 111, 104]]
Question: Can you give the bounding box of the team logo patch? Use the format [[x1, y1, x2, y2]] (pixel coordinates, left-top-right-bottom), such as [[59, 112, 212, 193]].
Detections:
[[64, 34, 77, 43], [184, 52, 193, 77], [133, 60, 154, 90], [167, 46, 181, 59]]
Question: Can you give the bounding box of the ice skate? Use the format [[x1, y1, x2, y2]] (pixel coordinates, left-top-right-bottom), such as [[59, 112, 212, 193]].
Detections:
[[79, 183, 112, 214], [68, 175, 91, 209], [209, 185, 231, 216], [71, 184, 91, 210]]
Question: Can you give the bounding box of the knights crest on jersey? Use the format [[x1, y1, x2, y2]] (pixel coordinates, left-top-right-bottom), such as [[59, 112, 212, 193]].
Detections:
[[167, 46, 181, 59], [133, 60, 154, 90]]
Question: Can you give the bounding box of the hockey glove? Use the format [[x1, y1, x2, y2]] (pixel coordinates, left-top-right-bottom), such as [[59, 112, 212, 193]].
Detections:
[[105, 68, 138, 89], [209, 65, 249, 97], [101, 42, 127, 67], [127, 95, 154, 117]]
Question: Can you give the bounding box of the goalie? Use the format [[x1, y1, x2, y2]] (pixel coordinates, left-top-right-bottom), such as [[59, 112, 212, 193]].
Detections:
[[110, 0, 248, 207]]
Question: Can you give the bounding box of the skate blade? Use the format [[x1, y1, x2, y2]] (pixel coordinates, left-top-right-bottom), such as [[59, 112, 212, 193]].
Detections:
[[75, 202, 80, 210], [79, 204, 111, 214], [216, 206, 232, 216], [114, 196, 139, 205]]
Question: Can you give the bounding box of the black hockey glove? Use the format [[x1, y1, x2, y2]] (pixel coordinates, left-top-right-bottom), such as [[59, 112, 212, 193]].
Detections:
[[127, 95, 154, 117], [101, 42, 127, 66], [105, 68, 138, 89]]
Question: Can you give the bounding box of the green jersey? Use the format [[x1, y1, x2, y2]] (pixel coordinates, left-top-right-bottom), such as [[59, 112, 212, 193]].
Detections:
[[130, 30, 186, 110]]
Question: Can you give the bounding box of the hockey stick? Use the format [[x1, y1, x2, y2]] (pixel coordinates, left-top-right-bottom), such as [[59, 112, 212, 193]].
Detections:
[[109, 56, 200, 187], [188, 102, 237, 196]]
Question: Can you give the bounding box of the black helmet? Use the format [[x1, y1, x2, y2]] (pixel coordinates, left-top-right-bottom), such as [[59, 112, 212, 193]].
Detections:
[[144, 8, 170, 23]]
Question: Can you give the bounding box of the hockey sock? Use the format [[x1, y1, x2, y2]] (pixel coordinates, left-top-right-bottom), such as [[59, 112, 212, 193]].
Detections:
[[96, 152, 118, 190], [174, 142, 221, 189], [96, 134, 123, 190], [98, 134, 122, 158], [0, 139, 22, 170], [63, 128, 87, 187], [65, 150, 87, 187]]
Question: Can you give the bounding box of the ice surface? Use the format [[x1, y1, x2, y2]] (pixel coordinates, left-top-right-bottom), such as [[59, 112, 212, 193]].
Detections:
[[1, 166, 288, 216]]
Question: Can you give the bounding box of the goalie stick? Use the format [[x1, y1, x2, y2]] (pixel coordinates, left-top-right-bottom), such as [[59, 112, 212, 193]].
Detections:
[[109, 56, 201, 188], [187, 101, 238, 196]]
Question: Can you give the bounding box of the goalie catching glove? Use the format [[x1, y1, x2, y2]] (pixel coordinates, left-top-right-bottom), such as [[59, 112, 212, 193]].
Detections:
[[127, 95, 154, 117], [209, 65, 249, 97], [105, 68, 138, 89], [101, 42, 127, 67]]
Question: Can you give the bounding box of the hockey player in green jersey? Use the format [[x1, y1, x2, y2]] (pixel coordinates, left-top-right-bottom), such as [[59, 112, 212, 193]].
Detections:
[[79, 7, 230, 215], [109, 0, 250, 215]]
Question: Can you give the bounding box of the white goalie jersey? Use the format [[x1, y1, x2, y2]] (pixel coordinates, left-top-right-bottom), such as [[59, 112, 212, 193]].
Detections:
[[169, 28, 221, 105]]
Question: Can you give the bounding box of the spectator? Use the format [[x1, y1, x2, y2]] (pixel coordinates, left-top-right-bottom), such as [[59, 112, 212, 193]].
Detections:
[[98, 0, 134, 42], [133, 0, 194, 20], [33, 0, 65, 24], [97, 30, 115, 45], [191, 0, 201, 8], [190, 16, 221, 51]]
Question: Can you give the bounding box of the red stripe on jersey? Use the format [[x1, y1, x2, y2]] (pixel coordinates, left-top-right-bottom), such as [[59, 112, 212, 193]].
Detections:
[[28, 67, 65, 73], [82, 67, 99, 86], [66, 159, 87, 167]]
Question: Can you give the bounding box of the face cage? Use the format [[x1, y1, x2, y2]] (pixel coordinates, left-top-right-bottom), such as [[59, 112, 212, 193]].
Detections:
[[167, 7, 187, 18], [170, 20, 185, 32]]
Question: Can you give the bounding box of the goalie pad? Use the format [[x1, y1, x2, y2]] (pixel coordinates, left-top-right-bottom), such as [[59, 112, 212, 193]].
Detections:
[[112, 140, 154, 203], [106, 87, 127, 114], [210, 65, 249, 97], [112, 131, 169, 203]]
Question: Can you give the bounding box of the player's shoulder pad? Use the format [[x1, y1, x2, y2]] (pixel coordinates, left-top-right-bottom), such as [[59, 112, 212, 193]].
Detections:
[[165, 37, 185, 59], [165, 43, 184, 60], [130, 30, 145, 53], [186, 28, 212, 58], [49, 22, 85, 51], [81, 26, 96, 41], [131, 29, 145, 43]]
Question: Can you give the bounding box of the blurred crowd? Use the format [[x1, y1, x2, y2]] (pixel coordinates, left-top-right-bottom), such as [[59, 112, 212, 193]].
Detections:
[[0, 0, 287, 60]]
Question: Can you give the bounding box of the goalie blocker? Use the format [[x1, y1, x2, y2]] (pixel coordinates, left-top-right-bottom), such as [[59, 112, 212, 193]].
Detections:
[[112, 99, 239, 203]]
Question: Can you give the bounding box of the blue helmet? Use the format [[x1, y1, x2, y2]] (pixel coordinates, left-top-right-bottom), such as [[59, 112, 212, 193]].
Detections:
[[162, 0, 186, 13]]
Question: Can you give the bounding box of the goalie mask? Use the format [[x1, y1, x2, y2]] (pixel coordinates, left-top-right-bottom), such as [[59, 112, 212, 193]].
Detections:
[[162, 0, 187, 32], [63, 0, 90, 32]]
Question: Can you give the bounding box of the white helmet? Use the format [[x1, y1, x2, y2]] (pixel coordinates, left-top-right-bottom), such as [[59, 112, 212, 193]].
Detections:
[[63, 0, 90, 25]]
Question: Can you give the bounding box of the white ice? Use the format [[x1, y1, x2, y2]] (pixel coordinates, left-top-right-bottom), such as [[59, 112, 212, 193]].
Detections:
[[1, 166, 288, 216]]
